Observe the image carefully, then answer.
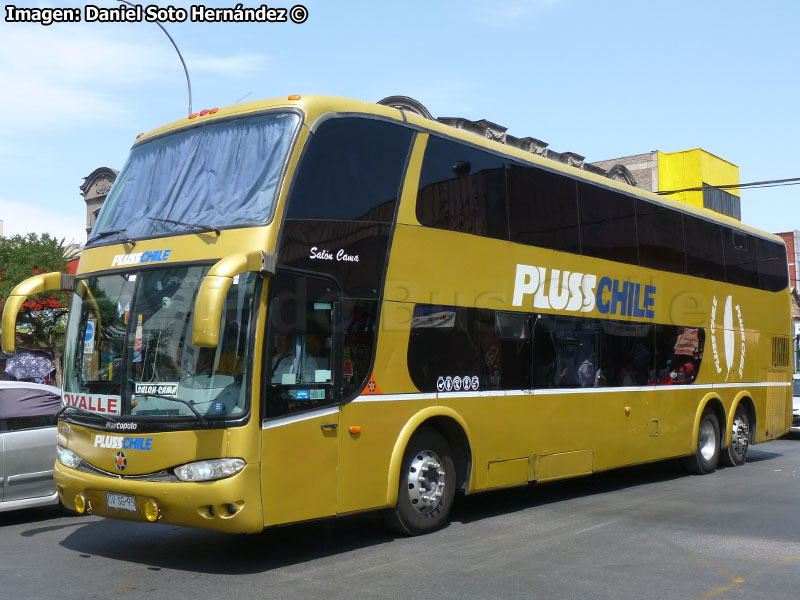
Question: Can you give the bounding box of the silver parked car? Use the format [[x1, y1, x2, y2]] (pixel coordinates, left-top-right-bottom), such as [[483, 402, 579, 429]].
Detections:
[[793, 374, 800, 430], [0, 381, 61, 512]]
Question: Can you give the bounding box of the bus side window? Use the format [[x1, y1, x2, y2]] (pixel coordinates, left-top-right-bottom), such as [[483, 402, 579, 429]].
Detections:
[[417, 136, 509, 240], [507, 162, 580, 255], [341, 300, 378, 398], [264, 273, 339, 418]]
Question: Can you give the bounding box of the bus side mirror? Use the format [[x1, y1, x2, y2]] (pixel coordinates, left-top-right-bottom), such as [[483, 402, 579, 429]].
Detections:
[[192, 251, 275, 348], [1, 272, 75, 354]]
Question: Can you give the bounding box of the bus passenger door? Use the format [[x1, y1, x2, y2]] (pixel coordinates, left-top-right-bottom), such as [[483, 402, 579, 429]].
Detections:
[[260, 272, 340, 526]]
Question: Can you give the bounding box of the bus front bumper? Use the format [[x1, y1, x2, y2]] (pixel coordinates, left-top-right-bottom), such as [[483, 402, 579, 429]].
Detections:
[[54, 461, 264, 533]]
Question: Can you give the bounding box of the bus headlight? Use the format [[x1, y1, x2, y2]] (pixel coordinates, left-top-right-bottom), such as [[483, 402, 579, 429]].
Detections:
[[173, 458, 245, 482], [57, 445, 82, 469]]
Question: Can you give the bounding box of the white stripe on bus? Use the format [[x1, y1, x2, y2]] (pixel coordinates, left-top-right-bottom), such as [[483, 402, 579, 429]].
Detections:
[[352, 381, 791, 403], [261, 381, 793, 427]]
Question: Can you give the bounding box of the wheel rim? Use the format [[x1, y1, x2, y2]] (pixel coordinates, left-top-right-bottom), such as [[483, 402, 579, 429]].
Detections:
[[406, 450, 446, 514], [699, 419, 717, 461], [730, 414, 750, 460]]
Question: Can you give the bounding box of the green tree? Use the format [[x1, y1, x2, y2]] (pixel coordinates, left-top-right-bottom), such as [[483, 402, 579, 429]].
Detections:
[[0, 233, 71, 383]]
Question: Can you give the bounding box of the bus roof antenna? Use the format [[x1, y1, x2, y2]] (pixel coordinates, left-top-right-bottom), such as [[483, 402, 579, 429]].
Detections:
[[117, 0, 193, 116]]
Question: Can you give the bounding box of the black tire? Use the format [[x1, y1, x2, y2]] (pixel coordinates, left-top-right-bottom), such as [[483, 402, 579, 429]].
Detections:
[[720, 405, 751, 467], [385, 428, 456, 536], [684, 410, 721, 475]]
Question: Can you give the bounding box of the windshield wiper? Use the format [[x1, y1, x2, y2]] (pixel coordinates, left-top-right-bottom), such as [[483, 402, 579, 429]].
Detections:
[[87, 228, 137, 247], [57, 404, 122, 421], [134, 393, 208, 426], [148, 217, 220, 235]]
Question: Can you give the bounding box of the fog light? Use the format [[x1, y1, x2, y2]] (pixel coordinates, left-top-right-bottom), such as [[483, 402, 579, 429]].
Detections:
[[74, 494, 87, 514], [144, 499, 160, 522]]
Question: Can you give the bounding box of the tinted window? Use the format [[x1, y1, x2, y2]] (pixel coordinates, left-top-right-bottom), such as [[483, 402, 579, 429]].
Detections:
[[533, 317, 655, 388], [407, 306, 480, 392], [636, 201, 686, 273], [287, 118, 414, 222], [264, 272, 338, 418], [577, 183, 637, 264], [724, 229, 759, 288], [654, 325, 705, 385], [533, 316, 601, 388], [417, 137, 509, 240], [409, 306, 705, 391], [683, 216, 726, 281], [342, 299, 379, 398], [479, 310, 531, 390], [507, 162, 580, 254], [407, 305, 531, 392], [756, 238, 789, 292], [5, 414, 57, 431], [277, 220, 392, 299]]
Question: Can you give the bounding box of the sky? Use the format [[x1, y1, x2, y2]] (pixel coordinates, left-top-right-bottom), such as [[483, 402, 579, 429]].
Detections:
[[1, 0, 798, 246]]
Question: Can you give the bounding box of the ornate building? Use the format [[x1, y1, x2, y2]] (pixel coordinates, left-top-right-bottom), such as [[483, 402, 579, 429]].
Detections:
[[378, 96, 637, 186], [80, 167, 119, 239]]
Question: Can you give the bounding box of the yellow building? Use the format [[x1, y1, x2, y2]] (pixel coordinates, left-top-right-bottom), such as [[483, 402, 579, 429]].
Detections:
[[592, 149, 741, 220]]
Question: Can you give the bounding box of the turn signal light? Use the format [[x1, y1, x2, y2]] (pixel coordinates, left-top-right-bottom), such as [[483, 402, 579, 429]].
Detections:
[[349, 425, 362, 434], [144, 499, 161, 522], [288, 94, 301, 100]]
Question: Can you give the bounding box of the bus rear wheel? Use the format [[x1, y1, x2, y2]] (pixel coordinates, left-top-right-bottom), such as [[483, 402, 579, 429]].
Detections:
[[385, 428, 456, 536], [721, 405, 751, 467], [684, 410, 720, 475]]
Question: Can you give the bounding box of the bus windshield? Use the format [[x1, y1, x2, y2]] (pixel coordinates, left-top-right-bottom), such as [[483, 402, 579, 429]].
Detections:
[[89, 111, 300, 244], [62, 266, 258, 423]]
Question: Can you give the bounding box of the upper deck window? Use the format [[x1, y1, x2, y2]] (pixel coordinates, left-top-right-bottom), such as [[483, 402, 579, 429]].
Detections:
[[90, 112, 300, 244], [417, 136, 509, 240], [507, 162, 580, 254], [286, 117, 414, 222]]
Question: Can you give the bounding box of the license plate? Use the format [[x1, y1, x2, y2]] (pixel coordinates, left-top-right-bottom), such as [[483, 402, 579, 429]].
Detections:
[[106, 492, 137, 513]]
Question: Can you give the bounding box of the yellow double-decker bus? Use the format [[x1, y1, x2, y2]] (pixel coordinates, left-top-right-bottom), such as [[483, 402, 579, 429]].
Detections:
[[2, 95, 793, 535]]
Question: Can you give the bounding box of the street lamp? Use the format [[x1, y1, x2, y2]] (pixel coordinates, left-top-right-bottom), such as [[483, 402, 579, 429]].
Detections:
[[116, 0, 193, 116]]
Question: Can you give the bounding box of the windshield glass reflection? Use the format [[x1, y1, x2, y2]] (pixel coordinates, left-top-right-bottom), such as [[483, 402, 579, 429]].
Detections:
[[63, 267, 257, 422]]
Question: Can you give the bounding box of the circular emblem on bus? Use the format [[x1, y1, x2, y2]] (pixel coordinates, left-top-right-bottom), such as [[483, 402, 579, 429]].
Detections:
[[114, 451, 127, 471]]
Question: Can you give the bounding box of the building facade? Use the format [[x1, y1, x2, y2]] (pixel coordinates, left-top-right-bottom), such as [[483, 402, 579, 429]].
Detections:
[[81, 167, 119, 239], [591, 149, 741, 220]]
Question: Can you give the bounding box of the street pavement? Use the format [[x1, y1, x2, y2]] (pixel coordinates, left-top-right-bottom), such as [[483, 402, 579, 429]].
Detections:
[[2, 431, 800, 600]]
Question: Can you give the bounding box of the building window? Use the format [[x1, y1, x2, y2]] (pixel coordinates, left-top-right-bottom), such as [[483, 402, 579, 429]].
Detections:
[[702, 184, 741, 220]]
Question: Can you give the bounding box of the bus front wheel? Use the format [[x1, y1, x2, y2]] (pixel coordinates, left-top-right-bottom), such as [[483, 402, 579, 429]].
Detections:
[[386, 428, 456, 536], [684, 410, 720, 475], [721, 405, 751, 467]]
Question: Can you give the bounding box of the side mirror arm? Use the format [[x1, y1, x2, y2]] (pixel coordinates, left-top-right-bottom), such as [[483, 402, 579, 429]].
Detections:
[[192, 251, 275, 347], [2, 272, 74, 353]]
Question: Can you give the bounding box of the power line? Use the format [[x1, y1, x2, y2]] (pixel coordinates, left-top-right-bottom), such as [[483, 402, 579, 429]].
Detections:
[[658, 177, 800, 195]]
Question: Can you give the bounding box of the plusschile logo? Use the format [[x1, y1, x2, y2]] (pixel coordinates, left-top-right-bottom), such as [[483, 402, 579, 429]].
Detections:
[[512, 264, 656, 318]]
